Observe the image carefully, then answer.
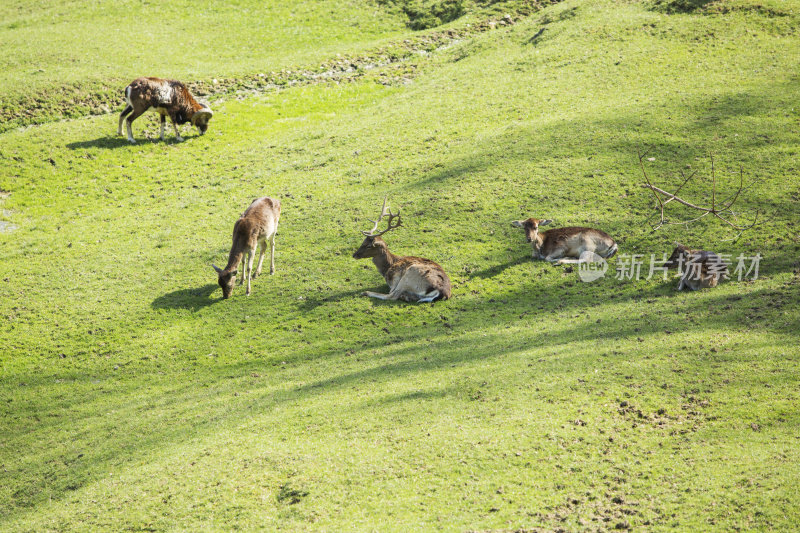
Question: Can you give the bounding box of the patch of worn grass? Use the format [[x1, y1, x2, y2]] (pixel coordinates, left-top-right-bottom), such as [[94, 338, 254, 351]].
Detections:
[[1, 0, 799, 530]]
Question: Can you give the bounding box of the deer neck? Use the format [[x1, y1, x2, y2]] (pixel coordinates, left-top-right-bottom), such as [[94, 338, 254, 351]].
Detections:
[[372, 247, 398, 281], [531, 231, 545, 254], [224, 248, 244, 274]]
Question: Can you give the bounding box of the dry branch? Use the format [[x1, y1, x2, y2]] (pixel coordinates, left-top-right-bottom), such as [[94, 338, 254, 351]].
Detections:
[[637, 150, 759, 234]]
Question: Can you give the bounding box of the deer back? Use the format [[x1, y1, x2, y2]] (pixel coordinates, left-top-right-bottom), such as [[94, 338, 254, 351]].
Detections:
[[540, 226, 615, 257], [233, 197, 281, 248]]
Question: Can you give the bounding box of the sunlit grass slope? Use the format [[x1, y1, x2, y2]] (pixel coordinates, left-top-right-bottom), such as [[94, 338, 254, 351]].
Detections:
[[1, 0, 799, 530], [0, 0, 407, 99]]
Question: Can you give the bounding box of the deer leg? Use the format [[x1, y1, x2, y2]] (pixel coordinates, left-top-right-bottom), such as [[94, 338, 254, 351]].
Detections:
[[417, 289, 441, 303], [118, 105, 132, 136], [362, 291, 394, 300], [159, 114, 166, 140], [269, 233, 276, 275], [365, 276, 418, 301], [246, 249, 256, 296], [543, 250, 567, 264], [238, 252, 248, 285], [554, 257, 582, 265], [125, 108, 145, 143], [254, 240, 267, 278]]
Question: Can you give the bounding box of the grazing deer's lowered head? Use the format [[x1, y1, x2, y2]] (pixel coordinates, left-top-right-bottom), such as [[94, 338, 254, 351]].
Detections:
[[353, 198, 451, 303], [512, 217, 618, 264], [664, 242, 729, 291]]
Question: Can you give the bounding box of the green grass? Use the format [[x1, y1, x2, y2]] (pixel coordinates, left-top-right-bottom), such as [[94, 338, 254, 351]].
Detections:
[[1, 0, 800, 530], [0, 0, 526, 131], [0, 0, 406, 99]]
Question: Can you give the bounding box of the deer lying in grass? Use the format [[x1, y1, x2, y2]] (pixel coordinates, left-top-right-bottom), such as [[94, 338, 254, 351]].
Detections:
[[664, 243, 729, 291], [118, 77, 213, 143], [353, 198, 451, 303], [213, 197, 281, 299], [511, 218, 617, 264]]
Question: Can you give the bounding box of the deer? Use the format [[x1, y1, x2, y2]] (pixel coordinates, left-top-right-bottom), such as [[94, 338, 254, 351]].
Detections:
[[117, 77, 213, 143], [353, 198, 451, 303], [213, 197, 281, 299], [664, 243, 729, 290], [511, 218, 618, 264]]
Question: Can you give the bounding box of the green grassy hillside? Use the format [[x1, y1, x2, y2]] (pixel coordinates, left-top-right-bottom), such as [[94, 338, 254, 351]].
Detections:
[[0, 0, 405, 96], [0, 0, 528, 132], [1, 0, 799, 530]]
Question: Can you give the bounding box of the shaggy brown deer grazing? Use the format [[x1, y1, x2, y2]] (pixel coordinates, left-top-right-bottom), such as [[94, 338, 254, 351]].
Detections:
[[511, 218, 618, 264], [353, 198, 451, 303], [117, 77, 213, 143], [213, 197, 281, 299], [664, 243, 729, 291]]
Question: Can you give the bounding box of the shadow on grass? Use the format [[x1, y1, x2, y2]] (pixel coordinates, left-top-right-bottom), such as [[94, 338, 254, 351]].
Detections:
[[65, 135, 136, 150], [151, 283, 221, 310], [66, 134, 198, 150], [5, 279, 798, 521], [469, 256, 529, 280], [297, 287, 369, 311]]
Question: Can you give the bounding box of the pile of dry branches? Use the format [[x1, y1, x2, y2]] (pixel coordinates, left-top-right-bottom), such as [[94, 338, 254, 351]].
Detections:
[[637, 149, 759, 235]]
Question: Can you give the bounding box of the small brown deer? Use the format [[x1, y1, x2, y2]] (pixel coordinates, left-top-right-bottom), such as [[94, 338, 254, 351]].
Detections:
[[213, 197, 281, 299], [511, 218, 617, 264], [353, 198, 451, 303], [664, 243, 729, 291]]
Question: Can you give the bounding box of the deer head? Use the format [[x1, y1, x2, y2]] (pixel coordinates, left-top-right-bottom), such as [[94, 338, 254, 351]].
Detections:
[[664, 242, 691, 268], [353, 197, 403, 259], [213, 264, 237, 299], [511, 217, 553, 243]]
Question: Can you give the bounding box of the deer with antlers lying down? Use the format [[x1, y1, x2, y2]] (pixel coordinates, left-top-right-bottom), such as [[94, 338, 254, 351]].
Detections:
[[511, 218, 617, 264], [353, 198, 451, 303], [664, 243, 729, 291], [213, 196, 281, 299]]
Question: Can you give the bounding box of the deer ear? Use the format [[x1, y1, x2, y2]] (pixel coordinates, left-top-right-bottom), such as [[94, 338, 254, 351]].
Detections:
[[540, 219, 553, 226], [511, 220, 524, 228], [212, 264, 223, 274]]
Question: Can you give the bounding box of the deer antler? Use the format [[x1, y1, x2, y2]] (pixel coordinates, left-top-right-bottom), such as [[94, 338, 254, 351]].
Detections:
[[362, 196, 403, 236]]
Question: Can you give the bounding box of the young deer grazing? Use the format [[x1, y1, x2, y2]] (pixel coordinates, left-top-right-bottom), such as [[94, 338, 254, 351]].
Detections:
[[353, 199, 451, 303], [511, 218, 617, 264], [118, 77, 213, 143], [664, 243, 729, 291], [213, 197, 281, 299]]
